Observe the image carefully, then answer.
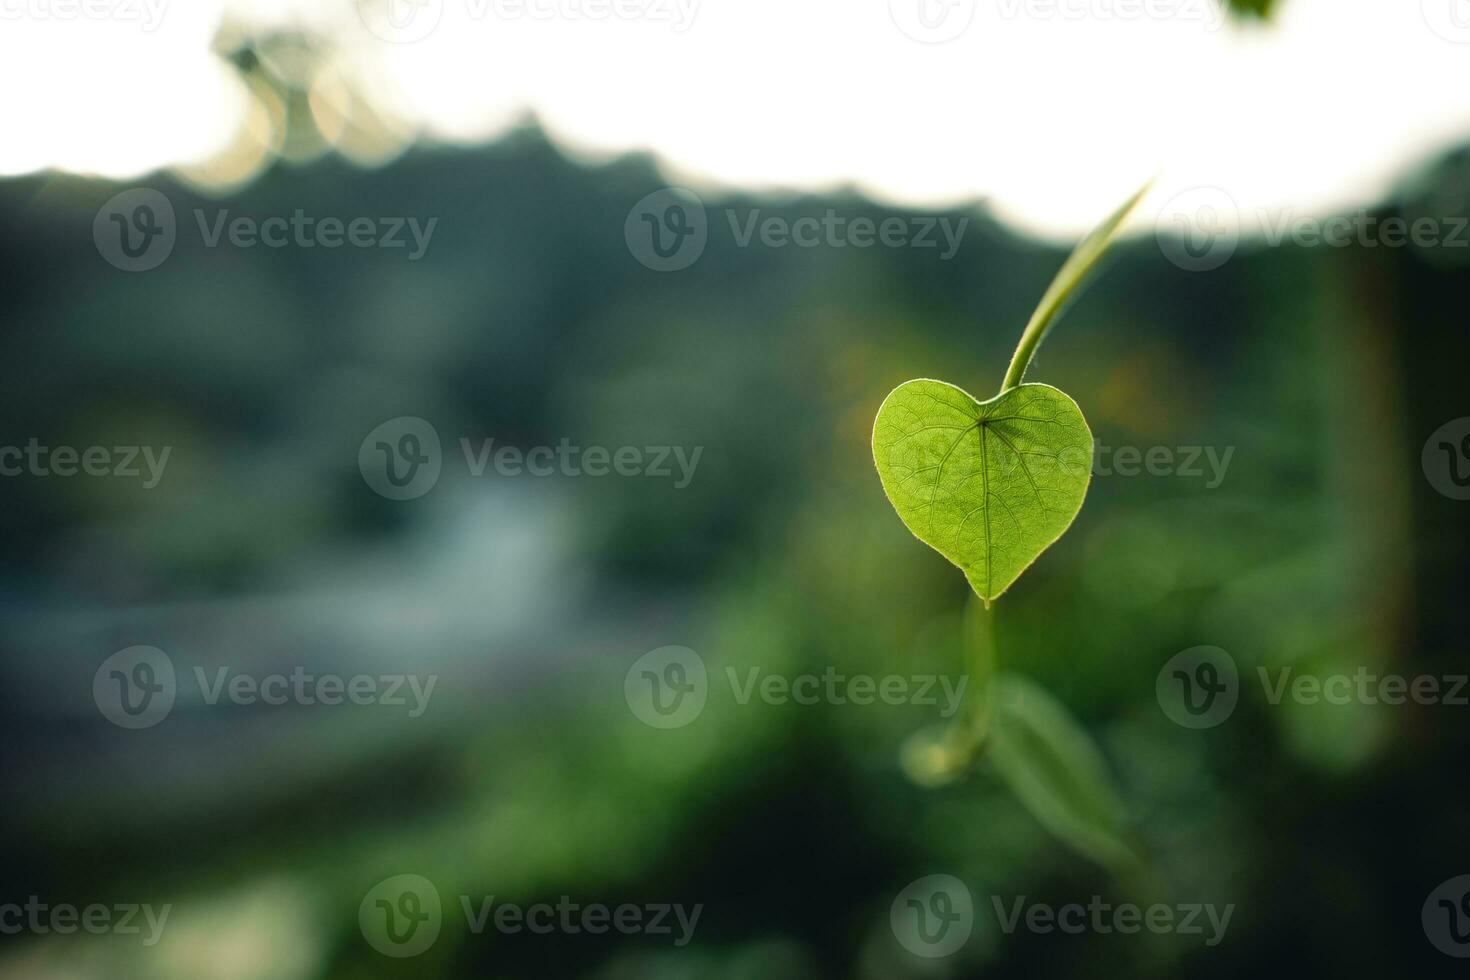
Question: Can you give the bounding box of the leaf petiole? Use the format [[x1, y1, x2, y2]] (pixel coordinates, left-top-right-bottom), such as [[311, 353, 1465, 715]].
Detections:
[[999, 178, 1155, 394]]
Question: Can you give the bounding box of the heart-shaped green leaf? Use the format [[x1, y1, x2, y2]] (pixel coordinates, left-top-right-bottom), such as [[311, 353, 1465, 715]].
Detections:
[[872, 379, 1093, 602]]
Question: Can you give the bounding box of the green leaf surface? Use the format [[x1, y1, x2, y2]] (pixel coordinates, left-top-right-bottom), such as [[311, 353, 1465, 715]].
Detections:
[[871, 380, 1093, 602], [988, 673, 1138, 872]]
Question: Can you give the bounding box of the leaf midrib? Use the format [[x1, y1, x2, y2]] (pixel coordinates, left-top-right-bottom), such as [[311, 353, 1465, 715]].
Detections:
[[942, 407, 1062, 597]]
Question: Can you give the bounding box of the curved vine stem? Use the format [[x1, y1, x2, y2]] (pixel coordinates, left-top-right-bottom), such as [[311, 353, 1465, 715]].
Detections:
[[1000, 178, 1155, 394]]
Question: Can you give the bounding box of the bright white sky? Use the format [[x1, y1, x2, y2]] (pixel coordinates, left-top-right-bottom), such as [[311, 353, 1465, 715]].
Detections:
[[0, 0, 1467, 237]]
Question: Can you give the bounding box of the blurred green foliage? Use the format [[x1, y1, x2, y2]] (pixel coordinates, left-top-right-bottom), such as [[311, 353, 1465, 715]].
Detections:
[[0, 121, 1468, 980], [1225, 0, 1280, 20]]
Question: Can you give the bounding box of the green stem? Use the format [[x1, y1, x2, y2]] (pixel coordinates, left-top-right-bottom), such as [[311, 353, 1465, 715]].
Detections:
[[938, 598, 997, 771], [899, 599, 998, 784], [1000, 179, 1155, 394], [960, 597, 995, 747]]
